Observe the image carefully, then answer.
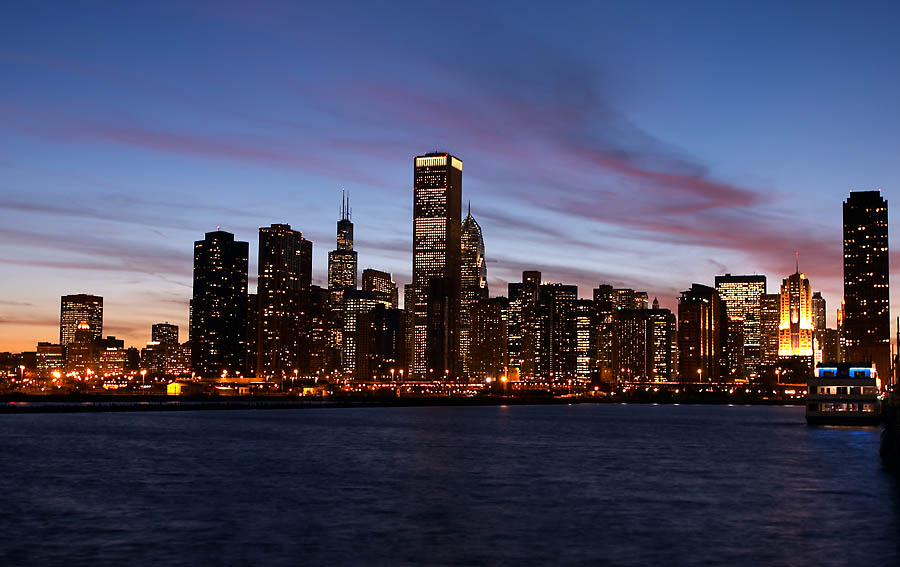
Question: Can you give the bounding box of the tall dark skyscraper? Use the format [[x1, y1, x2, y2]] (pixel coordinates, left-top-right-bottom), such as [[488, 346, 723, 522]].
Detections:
[[412, 152, 462, 379], [190, 230, 249, 378], [257, 224, 312, 379], [843, 190, 890, 380], [328, 192, 358, 305], [60, 294, 103, 346], [459, 204, 487, 378], [760, 293, 781, 365], [677, 284, 724, 382], [811, 291, 826, 332], [714, 274, 766, 377]]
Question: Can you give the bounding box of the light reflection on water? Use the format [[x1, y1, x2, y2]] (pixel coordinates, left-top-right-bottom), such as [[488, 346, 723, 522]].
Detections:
[[0, 404, 897, 566]]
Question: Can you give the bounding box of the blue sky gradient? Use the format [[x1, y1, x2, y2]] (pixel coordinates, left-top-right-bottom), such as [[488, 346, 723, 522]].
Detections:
[[2, 1, 900, 350]]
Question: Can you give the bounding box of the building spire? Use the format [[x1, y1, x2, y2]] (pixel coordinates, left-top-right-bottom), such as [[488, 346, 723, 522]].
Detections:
[[468, 200, 471, 217], [795, 251, 799, 274]]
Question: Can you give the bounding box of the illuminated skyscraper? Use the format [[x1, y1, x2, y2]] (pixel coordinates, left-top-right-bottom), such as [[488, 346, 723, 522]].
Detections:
[[778, 271, 813, 358], [152, 322, 178, 345], [843, 190, 890, 379], [760, 293, 781, 365], [460, 205, 488, 378], [60, 294, 102, 346], [328, 192, 358, 305], [362, 268, 398, 308], [613, 307, 675, 382], [714, 274, 766, 376], [412, 152, 462, 379], [257, 224, 312, 379], [190, 230, 249, 378]]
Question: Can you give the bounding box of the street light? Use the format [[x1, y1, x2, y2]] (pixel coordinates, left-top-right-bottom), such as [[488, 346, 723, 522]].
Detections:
[[697, 368, 702, 382], [140, 369, 147, 387]]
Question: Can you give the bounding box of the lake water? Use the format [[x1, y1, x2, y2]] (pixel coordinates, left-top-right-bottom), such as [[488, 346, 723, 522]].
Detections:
[[1, 404, 897, 566]]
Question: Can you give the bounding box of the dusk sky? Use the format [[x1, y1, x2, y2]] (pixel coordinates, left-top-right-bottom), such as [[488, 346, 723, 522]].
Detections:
[[2, 1, 900, 351]]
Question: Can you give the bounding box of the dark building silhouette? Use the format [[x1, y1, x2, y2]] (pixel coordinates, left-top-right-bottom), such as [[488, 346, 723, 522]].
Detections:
[[459, 205, 488, 378], [342, 289, 379, 378], [257, 224, 312, 379], [60, 294, 102, 346], [328, 192, 358, 305], [353, 304, 407, 381], [593, 285, 617, 382], [412, 153, 462, 379], [722, 316, 745, 381], [534, 283, 578, 382], [152, 322, 178, 345], [469, 296, 508, 381], [760, 293, 781, 366], [189, 230, 249, 378], [302, 285, 333, 376], [811, 291, 826, 332], [843, 190, 890, 380], [66, 321, 97, 375], [678, 284, 724, 382], [362, 268, 398, 308], [613, 308, 675, 382]]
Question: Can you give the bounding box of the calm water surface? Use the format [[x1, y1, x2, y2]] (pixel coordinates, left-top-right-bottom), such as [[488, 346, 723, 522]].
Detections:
[[1, 404, 898, 566]]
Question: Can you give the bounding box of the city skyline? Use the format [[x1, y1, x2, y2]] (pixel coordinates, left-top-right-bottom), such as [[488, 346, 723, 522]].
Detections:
[[3, 2, 900, 351]]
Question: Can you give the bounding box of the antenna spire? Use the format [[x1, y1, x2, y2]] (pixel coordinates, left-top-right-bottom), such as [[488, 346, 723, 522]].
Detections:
[[468, 200, 471, 217], [795, 251, 799, 274]]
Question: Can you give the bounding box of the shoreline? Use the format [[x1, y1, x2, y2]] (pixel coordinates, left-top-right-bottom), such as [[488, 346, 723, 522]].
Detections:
[[0, 393, 804, 413]]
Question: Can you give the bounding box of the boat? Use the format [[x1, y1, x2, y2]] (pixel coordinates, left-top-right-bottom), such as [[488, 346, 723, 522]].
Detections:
[[806, 363, 881, 426]]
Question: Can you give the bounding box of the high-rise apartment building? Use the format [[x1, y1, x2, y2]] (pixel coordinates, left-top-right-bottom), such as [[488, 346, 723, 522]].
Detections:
[[412, 152, 462, 379], [60, 294, 103, 346], [189, 230, 249, 378], [257, 224, 312, 379], [714, 274, 766, 376], [843, 190, 890, 379], [328, 192, 358, 305], [460, 206, 488, 378]]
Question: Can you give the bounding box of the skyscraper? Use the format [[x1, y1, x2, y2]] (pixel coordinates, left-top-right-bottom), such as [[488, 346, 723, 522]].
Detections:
[[760, 293, 781, 365], [677, 284, 724, 382], [613, 307, 675, 382], [843, 190, 890, 379], [412, 152, 462, 379], [328, 192, 358, 305], [778, 271, 813, 358], [152, 322, 179, 345], [362, 268, 398, 308], [469, 296, 508, 381], [257, 224, 312, 379], [60, 294, 103, 346], [811, 291, 826, 332], [190, 230, 249, 378], [459, 204, 488, 378], [714, 274, 766, 376]]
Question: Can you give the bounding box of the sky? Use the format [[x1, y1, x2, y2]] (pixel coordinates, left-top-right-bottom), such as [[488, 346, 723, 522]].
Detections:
[[2, 1, 900, 351]]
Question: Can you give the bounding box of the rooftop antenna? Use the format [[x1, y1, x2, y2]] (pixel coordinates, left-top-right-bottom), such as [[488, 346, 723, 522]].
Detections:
[[795, 251, 799, 274], [468, 200, 471, 217]]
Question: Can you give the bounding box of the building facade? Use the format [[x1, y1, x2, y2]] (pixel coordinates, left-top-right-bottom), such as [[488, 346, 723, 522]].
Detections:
[[189, 230, 249, 378], [460, 207, 488, 378], [714, 274, 766, 377], [412, 153, 462, 379], [60, 294, 102, 347], [843, 190, 890, 380]]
